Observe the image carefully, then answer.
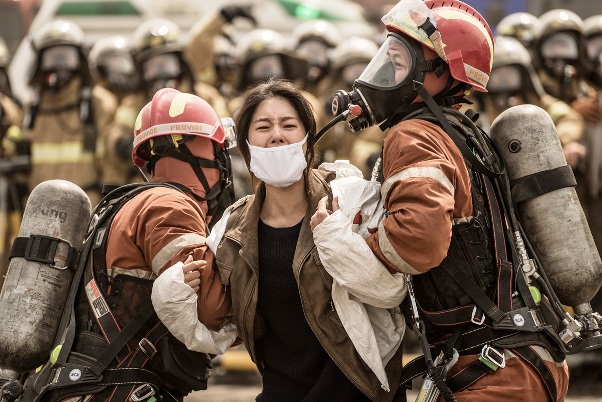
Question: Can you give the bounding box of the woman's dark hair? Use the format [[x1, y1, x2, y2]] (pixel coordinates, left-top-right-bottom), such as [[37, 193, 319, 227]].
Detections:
[[234, 77, 316, 185]]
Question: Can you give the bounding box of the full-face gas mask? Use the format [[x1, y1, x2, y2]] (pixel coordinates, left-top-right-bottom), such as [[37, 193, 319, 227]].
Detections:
[[40, 45, 81, 90], [487, 65, 525, 111], [142, 53, 182, 94], [331, 33, 428, 132], [540, 32, 580, 79]]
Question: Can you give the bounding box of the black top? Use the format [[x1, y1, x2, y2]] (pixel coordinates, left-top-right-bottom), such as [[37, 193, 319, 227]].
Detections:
[[256, 219, 370, 402]]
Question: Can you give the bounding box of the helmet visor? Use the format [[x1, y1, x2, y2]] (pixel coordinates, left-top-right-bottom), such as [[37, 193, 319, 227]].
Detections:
[[249, 54, 284, 81], [297, 40, 330, 67], [541, 32, 579, 60], [41, 46, 80, 71], [143, 53, 181, 81], [102, 53, 135, 75], [487, 65, 522, 92], [357, 35, 414, 90]]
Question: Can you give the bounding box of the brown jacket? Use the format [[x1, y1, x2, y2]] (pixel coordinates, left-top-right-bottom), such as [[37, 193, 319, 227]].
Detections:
[[215, 169, 403, 402]]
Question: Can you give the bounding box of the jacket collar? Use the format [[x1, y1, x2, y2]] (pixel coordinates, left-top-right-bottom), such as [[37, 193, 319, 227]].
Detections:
[[227, 169, 333, 275]]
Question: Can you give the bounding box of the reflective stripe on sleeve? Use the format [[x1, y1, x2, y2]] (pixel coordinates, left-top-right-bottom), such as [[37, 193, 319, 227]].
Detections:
[[108, 266, 157, 280], [151, 233, 206, 275], [377, 223, 421, 275], [380, 166, 455, 201]]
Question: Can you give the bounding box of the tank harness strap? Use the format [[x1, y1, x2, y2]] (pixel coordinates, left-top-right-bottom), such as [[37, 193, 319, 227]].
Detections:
[[482, 175, 513, 313], [510, 165, 577, 205], [9, 235, 78, 269]]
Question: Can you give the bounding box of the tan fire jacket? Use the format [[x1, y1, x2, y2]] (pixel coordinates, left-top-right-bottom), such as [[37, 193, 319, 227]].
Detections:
[[24, 78, 117, 205], [105, 184, 230, 331]]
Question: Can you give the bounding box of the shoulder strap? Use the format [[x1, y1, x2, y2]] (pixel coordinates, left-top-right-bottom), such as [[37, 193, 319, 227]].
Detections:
[[54, 182, 183, 365]]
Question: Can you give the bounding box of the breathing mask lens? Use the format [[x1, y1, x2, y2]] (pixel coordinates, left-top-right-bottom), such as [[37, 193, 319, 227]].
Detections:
[[249, 54, 284, 81], [487, 65, 522, 92], [297, 40, 329, 67], [102, 53, 135, 76], [541, 32, 579, 60], [41, 46, 80, 72], [357, 35, 413, 89], [143, 53, 181, 82]]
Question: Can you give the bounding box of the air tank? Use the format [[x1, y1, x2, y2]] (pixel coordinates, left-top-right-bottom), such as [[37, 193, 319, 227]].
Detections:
[[0, 180, 90, 373], [489, 104, 602, 311]]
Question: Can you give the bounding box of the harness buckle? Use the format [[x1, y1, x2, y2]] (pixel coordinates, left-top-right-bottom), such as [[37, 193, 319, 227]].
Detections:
[[130, 383, 155, 402], [480, 344, 506, 370], [471, 306, 485, 325], [138, 338, 157, 359]]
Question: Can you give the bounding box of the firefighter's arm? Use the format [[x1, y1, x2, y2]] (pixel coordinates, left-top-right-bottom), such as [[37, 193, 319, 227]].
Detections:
[[365, 124, 455, 275], [185, 6, 255, 83]]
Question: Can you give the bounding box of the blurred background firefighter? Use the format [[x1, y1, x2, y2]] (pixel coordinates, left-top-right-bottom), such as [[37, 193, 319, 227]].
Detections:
[[0, 36, 26, 290], [21, 19, 117, 207]]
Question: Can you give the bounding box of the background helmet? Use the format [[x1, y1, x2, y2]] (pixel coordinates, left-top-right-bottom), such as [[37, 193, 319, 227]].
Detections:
[[382, 0, 494, 92], [132, 88, 226, 168], [131, 18, 183, 64], [88, 35, 134, 82], [535, 9, 586, 74], [331, 36, 379, 72], [496, 12, 542, 49], [488, 36, 545, 106], [293, 20, 341, 69], [235, 28, 308, 91], [28, 19, 90, 86]]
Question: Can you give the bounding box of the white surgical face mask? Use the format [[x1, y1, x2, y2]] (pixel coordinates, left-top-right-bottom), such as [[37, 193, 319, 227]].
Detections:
[[248, 135, 308, 187]]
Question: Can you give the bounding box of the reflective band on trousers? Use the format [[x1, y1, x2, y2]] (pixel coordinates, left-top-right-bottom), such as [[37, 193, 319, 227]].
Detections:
[[151, 233, 206, 276]]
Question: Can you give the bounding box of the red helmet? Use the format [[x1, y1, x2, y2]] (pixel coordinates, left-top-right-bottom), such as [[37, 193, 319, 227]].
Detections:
[[382, 0, 494, 92], [132, 88, 226, 167]]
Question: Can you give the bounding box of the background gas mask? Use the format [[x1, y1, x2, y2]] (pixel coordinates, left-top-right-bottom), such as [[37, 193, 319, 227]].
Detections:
[[142, 53, 182, 94], [296, 39, 330, 84], [331, 33, 425, 132], [487, 65, 525, 111], [40, 45, 81, 90], [247, 54, 285, 83], [541, 32, 580, 79]]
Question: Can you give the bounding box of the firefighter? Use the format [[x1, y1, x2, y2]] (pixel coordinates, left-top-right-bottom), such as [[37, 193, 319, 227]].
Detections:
[[103, 18, 229, 188], [88, 35, 137, 102], [0, 35, 26, 289], [317, 0, 570, 400], [23, 19, 117, 206], [533, 9, 600, 124], [483, 35, 586, 169]]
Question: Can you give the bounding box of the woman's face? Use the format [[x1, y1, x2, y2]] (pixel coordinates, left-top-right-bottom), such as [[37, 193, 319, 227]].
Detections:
[[248, 97, 307, 149]]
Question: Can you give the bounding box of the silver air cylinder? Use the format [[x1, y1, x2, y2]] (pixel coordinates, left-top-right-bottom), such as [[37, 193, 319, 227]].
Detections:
[[0, 180, 90, 373], [489, 104, 602, 308]]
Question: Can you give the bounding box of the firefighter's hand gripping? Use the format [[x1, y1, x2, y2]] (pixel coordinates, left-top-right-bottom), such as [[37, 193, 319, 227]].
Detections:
[[182, 255, 206, 293], [310, 196, 339, 230]]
